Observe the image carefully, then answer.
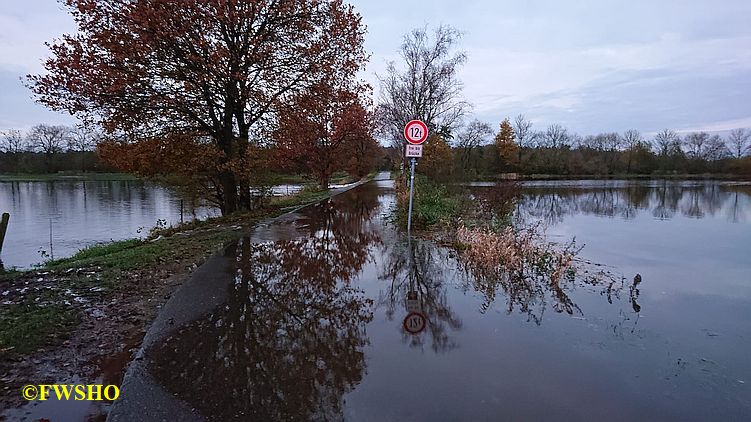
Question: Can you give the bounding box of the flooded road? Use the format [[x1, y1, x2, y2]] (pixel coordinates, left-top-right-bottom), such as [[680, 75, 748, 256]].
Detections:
[[135, 178, 750, 421]]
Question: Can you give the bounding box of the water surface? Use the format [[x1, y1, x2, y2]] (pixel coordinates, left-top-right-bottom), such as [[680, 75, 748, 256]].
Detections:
[[144, 179, 751, 420], [0, 180, 219, 269]]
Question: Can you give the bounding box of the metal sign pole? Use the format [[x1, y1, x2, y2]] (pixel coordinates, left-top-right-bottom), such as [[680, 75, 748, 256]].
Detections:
[[407, 157, 416, 234]]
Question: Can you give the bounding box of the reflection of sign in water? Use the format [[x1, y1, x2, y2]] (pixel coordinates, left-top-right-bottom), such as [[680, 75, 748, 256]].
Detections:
[[406, 296, 420, 313], [403, 312, 426, 334]]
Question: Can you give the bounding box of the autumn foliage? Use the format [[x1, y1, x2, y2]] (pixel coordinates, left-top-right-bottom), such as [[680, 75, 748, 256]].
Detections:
[[417, 135, 454, 181], [274, 83, 376, 189], [495, 118, 519, 170], [28, 0, 370, 214]]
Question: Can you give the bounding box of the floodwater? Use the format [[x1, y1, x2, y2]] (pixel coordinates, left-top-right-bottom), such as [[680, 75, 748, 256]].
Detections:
[[144, 178, 751, 421], [0, 181, 303, 269]]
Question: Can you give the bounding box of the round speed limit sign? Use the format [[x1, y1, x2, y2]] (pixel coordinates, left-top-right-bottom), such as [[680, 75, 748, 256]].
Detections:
[[404, 120, 428, 145]]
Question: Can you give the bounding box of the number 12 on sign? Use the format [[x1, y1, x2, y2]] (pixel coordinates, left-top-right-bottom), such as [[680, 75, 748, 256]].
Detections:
[[404, 120, 428, 145], [403, 120, 428, 234]]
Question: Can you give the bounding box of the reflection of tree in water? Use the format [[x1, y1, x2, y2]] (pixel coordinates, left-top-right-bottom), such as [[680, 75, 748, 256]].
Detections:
[[462, 251, 644, 326], [652, 181, 683, 219], [611, 274, 644, 338], [461, 185, 648, 325], [378, 239, 462, 353], [147, 191, 383, 421], [726, 186, 751, 222], [508, 182, 751, 224]]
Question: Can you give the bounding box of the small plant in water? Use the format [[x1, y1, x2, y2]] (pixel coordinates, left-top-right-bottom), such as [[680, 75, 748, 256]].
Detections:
[[455, 221, 578, 285], [37, 247, 50, 260], [453, 219, 631, 324]]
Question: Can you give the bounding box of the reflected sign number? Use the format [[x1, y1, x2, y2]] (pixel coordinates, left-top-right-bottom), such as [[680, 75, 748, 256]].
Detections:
[[403, 312, 426, 334]]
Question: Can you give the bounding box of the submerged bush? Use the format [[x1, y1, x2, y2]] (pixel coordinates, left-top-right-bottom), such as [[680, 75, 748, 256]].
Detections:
[[455, 222, 576, 285], [454, 220, 637, 324], [395, 174, 460, 228]]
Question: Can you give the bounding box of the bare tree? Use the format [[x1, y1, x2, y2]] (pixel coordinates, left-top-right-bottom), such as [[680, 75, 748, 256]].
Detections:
[[376, 25, 470, 147], [455, 119, 493, 169], [581, 132, 618, 151], [68, 124, 100, 171], [683, 132, 709, 159], [705, 134, 730, 161], [0, 129, 27, 153], [67, 125, 98, 153], [603, 132, 622, 151], [653, 129, 681, 156], [621, 129, 648, 173], [569, 133, 584, 148], [27, 124, 69, 155], [728, 128, 751, 159], [683, 132, 728, 161], [512, 114, 536, 162], [541, 124, 571, 148], [621, 130, 643, 149], [581, 134, 602, 150]]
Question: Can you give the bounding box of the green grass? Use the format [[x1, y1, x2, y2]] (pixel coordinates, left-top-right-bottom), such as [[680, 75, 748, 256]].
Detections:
[[398, 175, 460, 228], [44, 230, 239, 272], [0, 302, 79, 355], [46, 239, 145, 267], [0, 172, 139, 182], [42, 183, 339, 271]]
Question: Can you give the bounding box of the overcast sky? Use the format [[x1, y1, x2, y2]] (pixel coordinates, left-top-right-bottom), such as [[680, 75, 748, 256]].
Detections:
[[2, 0, 750, 136]]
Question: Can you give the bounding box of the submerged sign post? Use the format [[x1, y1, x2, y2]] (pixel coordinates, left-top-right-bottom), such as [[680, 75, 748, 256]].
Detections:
[[404, 120, 428, 233]]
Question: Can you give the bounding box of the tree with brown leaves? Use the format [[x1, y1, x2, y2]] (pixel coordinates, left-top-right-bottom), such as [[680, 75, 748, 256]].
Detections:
[[418, 135, 454, 181], [274, 82, 373, 189], [495, 118, 518, 170], [28, 0, 367, 214]]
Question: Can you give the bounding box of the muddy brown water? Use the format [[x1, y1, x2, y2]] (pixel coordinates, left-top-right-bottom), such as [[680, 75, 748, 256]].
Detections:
[[143, 179, 750, 421], [3, 178, 750, 421]]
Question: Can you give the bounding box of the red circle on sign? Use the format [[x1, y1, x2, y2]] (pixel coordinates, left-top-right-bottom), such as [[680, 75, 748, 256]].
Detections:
[[404, 120, 428, 145], [403, 312, 427, 334]]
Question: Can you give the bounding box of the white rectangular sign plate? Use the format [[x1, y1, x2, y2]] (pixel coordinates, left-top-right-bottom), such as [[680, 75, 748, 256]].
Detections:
[[405, 144, 423, 158]]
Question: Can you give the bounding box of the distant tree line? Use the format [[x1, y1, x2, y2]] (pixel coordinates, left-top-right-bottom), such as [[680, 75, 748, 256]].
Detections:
[[439, 115, 751, 179], [0, 124, 111, 173]]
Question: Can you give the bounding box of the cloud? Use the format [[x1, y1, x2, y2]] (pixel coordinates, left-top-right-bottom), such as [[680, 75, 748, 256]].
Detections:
[[1, 0, 750, 135], [675, 117, 751, 134], [352, 0, 751, 135], [460, 33, 751, 133], [0, 70, 74, 131]]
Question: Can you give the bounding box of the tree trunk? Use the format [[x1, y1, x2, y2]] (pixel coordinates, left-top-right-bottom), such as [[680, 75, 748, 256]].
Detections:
[[217, 133, 238, 215], [319, 172, 330, 190], [239, 182, 251, 211], [627, 153, 633, 173], [518, 147, 523, 168], [219, 171, 238, 215]]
